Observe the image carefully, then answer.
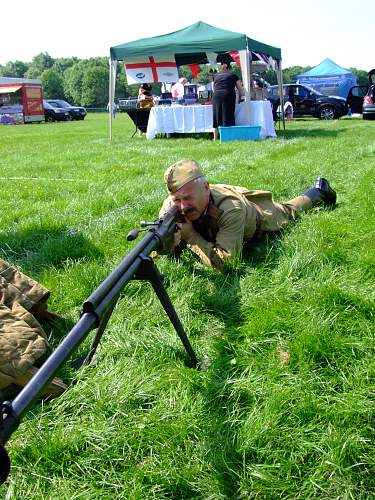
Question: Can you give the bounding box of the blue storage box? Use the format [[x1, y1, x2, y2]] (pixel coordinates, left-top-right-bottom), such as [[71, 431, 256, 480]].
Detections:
[[219, 125, 261, 143]]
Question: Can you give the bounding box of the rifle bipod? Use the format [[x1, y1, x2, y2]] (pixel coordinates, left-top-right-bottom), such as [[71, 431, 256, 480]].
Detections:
[[78, 255, 197, 369]]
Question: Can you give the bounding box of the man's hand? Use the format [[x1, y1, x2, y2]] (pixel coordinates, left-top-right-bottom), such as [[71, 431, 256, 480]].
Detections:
[[177, 220, 194, 242], [174, 227, 182, 248]]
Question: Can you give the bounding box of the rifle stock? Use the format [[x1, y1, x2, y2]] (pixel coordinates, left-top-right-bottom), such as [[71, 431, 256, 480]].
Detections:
[[0, 205, 197, 483]]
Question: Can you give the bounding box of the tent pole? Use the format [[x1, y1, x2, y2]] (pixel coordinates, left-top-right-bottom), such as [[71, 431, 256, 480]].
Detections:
[[239, 48, 251, 124], [247, 48, 252, 118], [109, 59, 118, 142], [277, 59, 285, 131], [109, 57, 113, 142]]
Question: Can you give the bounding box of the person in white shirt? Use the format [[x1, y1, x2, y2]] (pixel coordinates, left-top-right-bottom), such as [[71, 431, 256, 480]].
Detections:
[[171, 77, 188, 99]]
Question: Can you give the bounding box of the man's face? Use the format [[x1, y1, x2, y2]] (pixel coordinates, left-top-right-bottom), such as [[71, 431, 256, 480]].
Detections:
[[170, 179, 210, 221]]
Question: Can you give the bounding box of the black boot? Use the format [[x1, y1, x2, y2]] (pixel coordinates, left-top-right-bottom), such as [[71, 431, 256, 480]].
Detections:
[[303, 177, 337, 207]]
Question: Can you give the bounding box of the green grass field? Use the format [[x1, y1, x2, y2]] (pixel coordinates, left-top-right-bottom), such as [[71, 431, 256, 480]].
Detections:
[[0, 113, 374, 499]]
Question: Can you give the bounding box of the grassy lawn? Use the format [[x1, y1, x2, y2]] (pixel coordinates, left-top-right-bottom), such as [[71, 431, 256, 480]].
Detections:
[[0, 113, 374, 498]]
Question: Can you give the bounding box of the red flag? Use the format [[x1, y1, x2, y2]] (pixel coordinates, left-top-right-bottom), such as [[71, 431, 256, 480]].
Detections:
[[189, 64, 199, 79], [229, 51, 241, 69]]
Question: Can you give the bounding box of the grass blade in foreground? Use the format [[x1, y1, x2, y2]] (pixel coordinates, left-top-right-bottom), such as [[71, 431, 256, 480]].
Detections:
[[0, 114, 374, 498]]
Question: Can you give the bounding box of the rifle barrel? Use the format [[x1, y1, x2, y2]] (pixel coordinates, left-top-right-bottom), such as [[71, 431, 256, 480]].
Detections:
[[84, 205, 179, 313]]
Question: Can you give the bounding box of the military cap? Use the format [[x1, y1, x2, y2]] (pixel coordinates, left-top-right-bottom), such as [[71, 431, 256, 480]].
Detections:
[[164, 159, 203, 193]]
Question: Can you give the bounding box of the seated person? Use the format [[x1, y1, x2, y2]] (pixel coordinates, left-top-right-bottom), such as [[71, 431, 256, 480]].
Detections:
[[137, 83, 154, 109], [284, 101, 294, 120], [171, 78, 188, 99]]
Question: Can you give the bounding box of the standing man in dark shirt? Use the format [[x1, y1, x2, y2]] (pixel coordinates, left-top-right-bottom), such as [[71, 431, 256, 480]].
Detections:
[[212, 61, 244, 140]]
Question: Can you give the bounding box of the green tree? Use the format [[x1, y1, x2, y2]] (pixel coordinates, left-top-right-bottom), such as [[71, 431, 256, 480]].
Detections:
[[53, 57, 80, 76], [179, 66, 194, 82], [115, 68, 137, 98], [282, 66, 311, 83], [349, 68, 369, 86], [0, 60, 29, 78], [196, 65, 212, 84], [63, 62, 85, 104], [41, 69, 64, 98], [26, 52, 55, 79], [63, 58, 110, 106], [263, 69, 278, 85], [81, 66, 108, 107]]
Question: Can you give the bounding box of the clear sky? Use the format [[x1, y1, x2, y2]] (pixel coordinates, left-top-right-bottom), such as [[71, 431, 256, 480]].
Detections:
[[0, 0, 372, 70]]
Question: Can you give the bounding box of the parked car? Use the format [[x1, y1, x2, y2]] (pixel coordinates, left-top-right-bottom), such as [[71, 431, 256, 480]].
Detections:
[[43, 100, 70, 122], [118, 97, 137, 112], [45, 99, 87, 120], [266, 83, 348, 120], [346, 85, 369, 114], [362, 69, 375, 120]]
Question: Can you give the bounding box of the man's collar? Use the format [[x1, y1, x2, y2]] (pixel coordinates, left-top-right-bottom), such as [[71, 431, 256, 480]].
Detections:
[[198, 194, 223, 221]]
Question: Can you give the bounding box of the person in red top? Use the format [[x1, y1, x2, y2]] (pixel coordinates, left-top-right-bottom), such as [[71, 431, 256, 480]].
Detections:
[[212, 60, 244, 140]]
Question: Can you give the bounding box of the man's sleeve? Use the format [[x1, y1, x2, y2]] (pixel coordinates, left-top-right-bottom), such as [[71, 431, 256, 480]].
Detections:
[[185, 207, 246, 270]]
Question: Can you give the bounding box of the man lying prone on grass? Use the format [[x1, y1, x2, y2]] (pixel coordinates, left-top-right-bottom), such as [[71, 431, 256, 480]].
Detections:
[[159, 159, 336, 271]]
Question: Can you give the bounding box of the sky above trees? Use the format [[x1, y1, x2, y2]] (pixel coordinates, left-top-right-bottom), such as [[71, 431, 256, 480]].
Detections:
[[0, 0, 373, 71]]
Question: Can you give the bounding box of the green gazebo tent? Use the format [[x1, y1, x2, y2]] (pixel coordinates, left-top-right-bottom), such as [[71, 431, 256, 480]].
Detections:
[[109, 21, 283, 139]]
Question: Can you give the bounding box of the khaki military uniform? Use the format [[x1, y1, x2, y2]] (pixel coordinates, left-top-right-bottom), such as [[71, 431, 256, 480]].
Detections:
[[160, 184, 312, 270], [0, 260, 49, 389]]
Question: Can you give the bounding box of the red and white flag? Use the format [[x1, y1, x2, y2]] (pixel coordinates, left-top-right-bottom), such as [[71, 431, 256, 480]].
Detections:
[[124, 55, 179, 84], [229, 51, 241, 69]]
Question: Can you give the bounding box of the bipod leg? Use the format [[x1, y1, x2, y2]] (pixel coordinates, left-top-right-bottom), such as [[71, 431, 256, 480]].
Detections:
[[135, 256, 197, 368], [76, 298, 118, 368]]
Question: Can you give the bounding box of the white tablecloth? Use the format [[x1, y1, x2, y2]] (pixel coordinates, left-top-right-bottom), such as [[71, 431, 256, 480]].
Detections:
[[235, 101, 277, 140], [146, 101, 276, 140], [146, 105, 213, 140]]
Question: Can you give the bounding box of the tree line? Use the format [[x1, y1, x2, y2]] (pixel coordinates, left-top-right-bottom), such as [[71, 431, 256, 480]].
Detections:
[[0, 52, 369, 108]]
